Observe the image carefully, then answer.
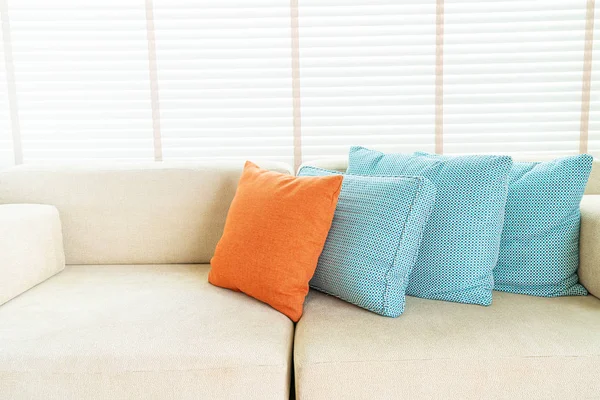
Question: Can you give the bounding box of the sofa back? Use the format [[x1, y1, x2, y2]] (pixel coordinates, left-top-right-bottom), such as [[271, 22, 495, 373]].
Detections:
[[585, 161, 600, 195], [304, 156, 600, 195], [0, 162, 292, 265]]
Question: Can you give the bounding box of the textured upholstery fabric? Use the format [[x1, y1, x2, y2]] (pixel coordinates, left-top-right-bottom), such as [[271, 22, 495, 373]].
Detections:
[[299, 158, 348, 174], [209, 162, 342, 322], [297, 166, 435, 317], [0, 264, 293, 400], [347, 147, 512, 305], [0, 204, 65, 305], [494, 155, 592, 297], [295, 290, 600, 400], [0, 161, 292, 265], [580, 195, 600, 298], [301, 156, 600, 195], [303, 157, 600, 299], [584, 159, 600, 195]]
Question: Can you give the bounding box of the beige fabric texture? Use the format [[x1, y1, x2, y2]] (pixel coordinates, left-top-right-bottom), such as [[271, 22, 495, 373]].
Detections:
[[0, 161, 292, 265], [294, 290, 600, 400], [300, 158, 348, 174], [0, 264, 294, 400], [580, 195, 600, 298], [584, 159, 600, 195], [0, 204, 65, 305]]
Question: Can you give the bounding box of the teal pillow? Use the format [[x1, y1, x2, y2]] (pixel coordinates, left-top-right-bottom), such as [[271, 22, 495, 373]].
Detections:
[[494, 155, 593, 297], [348, 147, 512, 305], [298, 166, 435, 317]]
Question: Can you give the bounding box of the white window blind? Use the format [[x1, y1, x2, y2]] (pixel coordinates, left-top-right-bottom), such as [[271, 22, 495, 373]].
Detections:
[[153, 0, 294, 165], [298, 0, 437, 161], [444, 0, 588, 156], [7, 0, 154, 163], [590, 1, 600, 155], [0, 21, 13, 168], [0, 0, 597, 168]]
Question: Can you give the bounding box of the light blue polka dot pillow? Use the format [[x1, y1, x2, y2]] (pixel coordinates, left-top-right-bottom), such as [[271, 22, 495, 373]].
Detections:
[[494, 155, 593, 297], [348, 147, 512, 306], [298, 166, 436, 317]]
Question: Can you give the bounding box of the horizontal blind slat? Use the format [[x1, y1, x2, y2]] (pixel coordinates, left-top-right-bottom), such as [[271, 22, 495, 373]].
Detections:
[[299, 0, 436, 160], [2, 1, 598, 165], [443, 0, 588, 155], [0, 24, 14, 169]]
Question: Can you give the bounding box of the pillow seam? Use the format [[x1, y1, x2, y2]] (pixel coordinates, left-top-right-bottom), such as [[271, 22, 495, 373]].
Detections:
[[382, 177, 428, 316]]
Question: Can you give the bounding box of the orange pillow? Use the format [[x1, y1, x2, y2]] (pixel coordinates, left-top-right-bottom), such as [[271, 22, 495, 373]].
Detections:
[[209, 161, 343, 322]]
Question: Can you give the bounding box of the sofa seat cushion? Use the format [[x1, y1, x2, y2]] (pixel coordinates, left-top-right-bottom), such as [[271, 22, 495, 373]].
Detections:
[[294, 290, 600, 400], [0, 264, 294, 400]]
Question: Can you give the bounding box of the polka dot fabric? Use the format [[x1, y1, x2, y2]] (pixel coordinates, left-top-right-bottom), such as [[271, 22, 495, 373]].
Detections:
[[298, 166, 435, 317], [348, 147, 512, 306], [494, 155, 593, 297]]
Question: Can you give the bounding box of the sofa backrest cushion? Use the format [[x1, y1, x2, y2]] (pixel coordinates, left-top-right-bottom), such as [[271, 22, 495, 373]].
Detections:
[[0, 161, 292, 265]]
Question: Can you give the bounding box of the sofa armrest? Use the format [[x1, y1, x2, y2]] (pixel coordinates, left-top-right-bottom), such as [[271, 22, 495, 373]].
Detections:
[[579, 195, 600, 298], [0, 204, 65, 305]]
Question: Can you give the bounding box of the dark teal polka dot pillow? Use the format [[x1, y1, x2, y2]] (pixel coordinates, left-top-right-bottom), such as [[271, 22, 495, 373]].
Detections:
[[494, 155, 593, 297], [298, 166, 436, 317], [348, 147, 512, 306]]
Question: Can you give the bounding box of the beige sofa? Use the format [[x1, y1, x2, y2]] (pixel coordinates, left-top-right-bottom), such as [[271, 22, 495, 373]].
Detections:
[[0, 160, 599, 400]]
